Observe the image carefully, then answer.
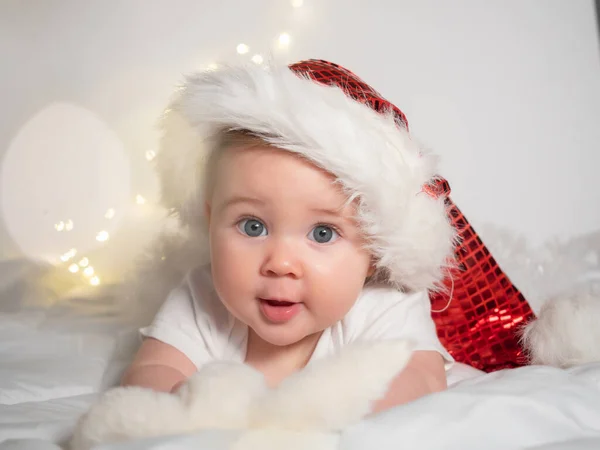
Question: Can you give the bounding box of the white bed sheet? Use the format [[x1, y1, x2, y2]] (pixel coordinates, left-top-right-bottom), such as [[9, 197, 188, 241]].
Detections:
[[0, 261, 138, 445], [1, 261, 600, 450], [0, 307, 135, 444]]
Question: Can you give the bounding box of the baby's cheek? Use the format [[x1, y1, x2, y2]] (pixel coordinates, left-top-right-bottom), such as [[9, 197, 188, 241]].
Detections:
[[308, 276, 362, 324], [308, 254, 370, 322], [210, 234, 238, 285], [210, 233, 256, 296]]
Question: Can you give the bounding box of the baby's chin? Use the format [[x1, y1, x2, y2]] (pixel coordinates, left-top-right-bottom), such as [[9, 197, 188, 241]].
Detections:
[[252, 325, 322, 348]]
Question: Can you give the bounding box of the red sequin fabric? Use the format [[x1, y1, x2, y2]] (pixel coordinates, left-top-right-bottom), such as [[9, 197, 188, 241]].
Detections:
[[289, 59, 536, 372]]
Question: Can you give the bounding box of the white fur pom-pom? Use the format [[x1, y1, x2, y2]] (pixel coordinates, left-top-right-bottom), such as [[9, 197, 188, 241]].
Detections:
[[521, 291, 600, 368]]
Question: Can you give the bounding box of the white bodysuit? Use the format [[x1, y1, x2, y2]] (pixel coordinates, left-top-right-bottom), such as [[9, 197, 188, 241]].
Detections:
[[140, 265, 454, 370]]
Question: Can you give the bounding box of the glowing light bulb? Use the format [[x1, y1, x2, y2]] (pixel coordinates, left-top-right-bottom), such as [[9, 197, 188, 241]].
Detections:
[[90, 276, 100, 286], [79, 257, 89, 267], [251, 54, 264, 65], [68, 263, 79, 273], [96, 230, 109, 242], [291, 0, 303, 7], [104, 208, 115, 219], [278, 33, 291, 48], [55, 221, 65, 231], [145, 150, 156, 161], [83, 266, 94, 277], [236, 43, 249, 54], [136, 195, 146, 205], [65, 219, 74, 231]]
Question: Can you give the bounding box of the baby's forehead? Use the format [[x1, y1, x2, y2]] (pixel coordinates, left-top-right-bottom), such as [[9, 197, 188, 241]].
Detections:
[[218, 143, 336, 181], [213, 145, 355, 211], [213, 129, 335, 178]]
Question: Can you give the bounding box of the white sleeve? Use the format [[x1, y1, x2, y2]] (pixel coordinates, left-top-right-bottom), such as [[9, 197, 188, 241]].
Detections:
[[344, 286, 454, 369], [139, 273, 215, 369]]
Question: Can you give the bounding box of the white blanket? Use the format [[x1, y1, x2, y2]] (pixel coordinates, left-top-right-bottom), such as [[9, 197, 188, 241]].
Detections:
[[1, 245, 600, 450]]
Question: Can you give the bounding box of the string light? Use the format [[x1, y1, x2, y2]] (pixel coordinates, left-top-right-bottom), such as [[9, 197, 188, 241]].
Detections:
[[53, 9, 305, 293], [145, 150, 156, 161], [278, 33, 291, 48], [60, 248, 77, 262], [236, 43, 249, 54], [96, 230, 109, 242], [55, 220, 74, 231], [48, 7, 305, 295]]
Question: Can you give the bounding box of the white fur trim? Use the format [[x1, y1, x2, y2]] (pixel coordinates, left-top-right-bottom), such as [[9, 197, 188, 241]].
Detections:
[[521, 291, 600, 367], [155, 62, 456, 292]]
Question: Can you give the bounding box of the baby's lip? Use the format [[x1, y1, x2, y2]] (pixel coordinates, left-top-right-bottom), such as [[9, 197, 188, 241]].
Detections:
[[258, 298, 302, 323]]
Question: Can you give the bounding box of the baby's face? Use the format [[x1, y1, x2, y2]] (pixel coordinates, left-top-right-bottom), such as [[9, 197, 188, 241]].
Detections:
[[205, 145, 373, 347]]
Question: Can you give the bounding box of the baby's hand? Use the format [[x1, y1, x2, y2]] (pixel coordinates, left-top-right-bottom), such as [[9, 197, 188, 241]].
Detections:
[[170, 379, 186, 393]]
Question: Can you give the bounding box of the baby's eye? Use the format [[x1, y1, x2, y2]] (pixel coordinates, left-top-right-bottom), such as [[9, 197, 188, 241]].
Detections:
[[308, 225, 339, 244], [238, 218, 267, 237]]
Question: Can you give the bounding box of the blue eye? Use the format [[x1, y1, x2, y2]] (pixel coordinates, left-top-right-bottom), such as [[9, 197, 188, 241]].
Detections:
[[309, 225, 339, 244], [238, 218, 267, 237]]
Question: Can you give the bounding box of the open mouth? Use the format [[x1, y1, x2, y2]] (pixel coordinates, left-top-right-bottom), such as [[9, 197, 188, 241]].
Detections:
[[262, 299, 295, 307], [258, 298, 301, 323]]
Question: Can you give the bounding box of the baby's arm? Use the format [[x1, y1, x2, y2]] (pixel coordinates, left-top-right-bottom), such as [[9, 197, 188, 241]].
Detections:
[[371, 350, 446, 413], [120, 337, 197, 393]]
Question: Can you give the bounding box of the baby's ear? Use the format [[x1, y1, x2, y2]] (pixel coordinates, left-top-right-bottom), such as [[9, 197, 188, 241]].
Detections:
[[366, 253, 379, 278], [250, 340, 414, 431], [367, 264, 376, 278]]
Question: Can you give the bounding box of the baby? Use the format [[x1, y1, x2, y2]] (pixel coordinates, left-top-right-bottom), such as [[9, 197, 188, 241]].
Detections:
[[121, 59, 457, 413]]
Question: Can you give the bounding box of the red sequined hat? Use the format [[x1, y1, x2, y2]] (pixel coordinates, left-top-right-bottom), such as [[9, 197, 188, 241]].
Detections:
[[288, 59, 536, 372], [156, 58, 536, 373]]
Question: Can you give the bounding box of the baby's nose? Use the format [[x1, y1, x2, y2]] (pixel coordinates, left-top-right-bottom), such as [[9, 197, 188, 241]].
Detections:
[[260, 238, 303, 279]]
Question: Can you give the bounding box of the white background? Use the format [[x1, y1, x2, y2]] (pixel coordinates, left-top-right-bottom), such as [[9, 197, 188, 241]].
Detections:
[[1, 0, 599, 286]]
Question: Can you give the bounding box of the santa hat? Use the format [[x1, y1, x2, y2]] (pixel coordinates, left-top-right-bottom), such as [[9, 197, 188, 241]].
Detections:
[[149, 59, 598, 372], [155, 59, 455, 294]]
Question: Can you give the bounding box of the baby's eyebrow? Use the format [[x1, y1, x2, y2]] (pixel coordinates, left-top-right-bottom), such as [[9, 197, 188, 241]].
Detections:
[[310, 206, 344, 216], [221, 196, 264, 210], [310, 205, 358, 225]]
